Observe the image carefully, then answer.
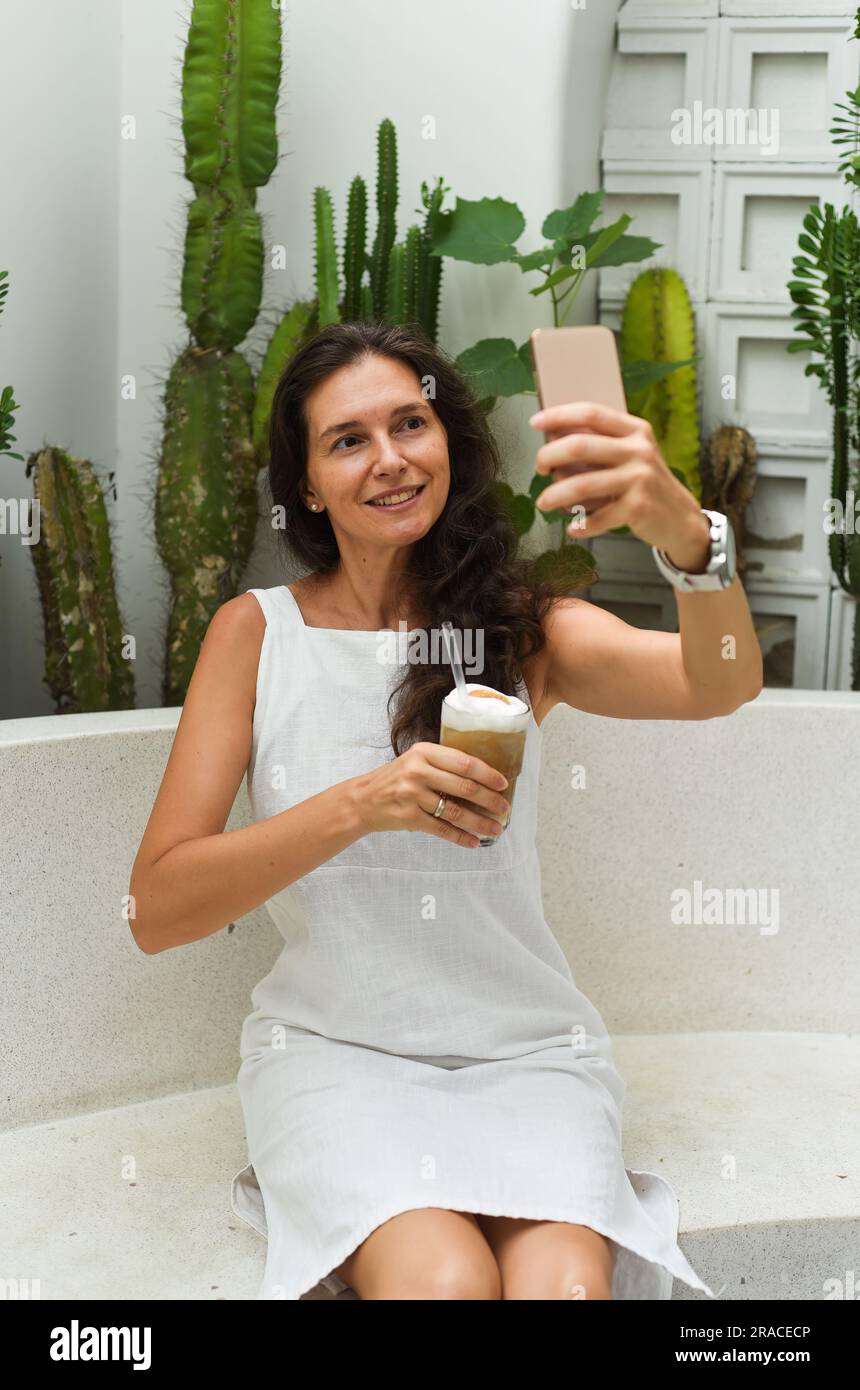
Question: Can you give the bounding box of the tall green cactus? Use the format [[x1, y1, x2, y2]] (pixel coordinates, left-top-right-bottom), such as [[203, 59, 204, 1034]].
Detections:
[[252, 297, 319, 464], [156, 0, 281, 706], [369, 119, 398, 318], [620, 268, 701, 499], [342, 176, 368, 321], [27, 447, 135, 713], [159, 83, 451, 706]]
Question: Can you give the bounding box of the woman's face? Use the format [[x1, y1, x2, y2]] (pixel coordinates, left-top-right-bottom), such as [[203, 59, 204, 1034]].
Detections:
[[301, 354, 450, 547]]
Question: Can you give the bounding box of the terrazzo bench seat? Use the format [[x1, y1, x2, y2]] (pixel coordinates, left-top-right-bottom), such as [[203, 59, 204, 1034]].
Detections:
[[1, 694, 858, 1299], [1, 1032, 857, 1299]]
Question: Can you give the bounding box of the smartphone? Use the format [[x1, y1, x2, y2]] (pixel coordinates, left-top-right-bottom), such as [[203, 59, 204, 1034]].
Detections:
[[530, 324, 626, 415], [529, 325, 626, 477]]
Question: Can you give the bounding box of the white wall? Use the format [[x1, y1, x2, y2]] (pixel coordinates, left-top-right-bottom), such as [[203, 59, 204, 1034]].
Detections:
[[0, 0, 622, 717], [0, 0, 120, 715]]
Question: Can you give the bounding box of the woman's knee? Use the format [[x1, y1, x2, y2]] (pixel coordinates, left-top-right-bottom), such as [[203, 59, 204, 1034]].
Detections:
[[333, 1208, 502, 1300], [389, 1247, 502, 1300], [480, 1217, 615, 1299]]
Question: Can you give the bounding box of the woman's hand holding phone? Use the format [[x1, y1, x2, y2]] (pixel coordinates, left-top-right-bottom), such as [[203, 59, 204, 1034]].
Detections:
[[528, 399, 707, 561], [527, 325, 708, 562]]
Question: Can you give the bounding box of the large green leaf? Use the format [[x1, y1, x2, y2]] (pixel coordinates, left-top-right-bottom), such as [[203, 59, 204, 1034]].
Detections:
[[529, 266, 578, 296], [527, 470, 569, 524], [581, 215, 631, 268], [512, 247, 557, 273], [585, 233, 661, 269], [492, 481, 535, 537], [456, 337, 534, 399], [430, 196, 525, 264], [542, 193, 604, 243], [621, 355, 700, 398]]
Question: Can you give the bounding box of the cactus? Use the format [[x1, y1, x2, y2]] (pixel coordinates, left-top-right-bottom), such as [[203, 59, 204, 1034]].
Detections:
[[314, 188, 340, 328], [252, 298, 319, 464], [700, 425, 759, 578], [156, 346, 258, 702], [369, 119, 398, 319], [26, 447, 135, 713], [620, 268, 701, 499], [155, 0, 281, 705], [342, 176, 368, 321], [307, 121, 448, 342], [416, 178, 445, 342]]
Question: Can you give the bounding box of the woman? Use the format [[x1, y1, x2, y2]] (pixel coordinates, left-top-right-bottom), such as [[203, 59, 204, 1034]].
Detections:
[[129, 320, 762, 1300]]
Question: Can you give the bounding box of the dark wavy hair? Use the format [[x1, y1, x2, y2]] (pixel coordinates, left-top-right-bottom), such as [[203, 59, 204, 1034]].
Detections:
[[267, 319, 580, 755]]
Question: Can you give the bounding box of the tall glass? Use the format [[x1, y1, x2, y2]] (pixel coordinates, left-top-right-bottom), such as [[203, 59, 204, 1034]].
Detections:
[[439, 683, 530, 846]]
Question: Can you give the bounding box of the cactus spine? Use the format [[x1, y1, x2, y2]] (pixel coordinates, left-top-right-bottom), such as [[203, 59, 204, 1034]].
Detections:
[[27, 447, 135, 713], [620, 268, 701, 499]]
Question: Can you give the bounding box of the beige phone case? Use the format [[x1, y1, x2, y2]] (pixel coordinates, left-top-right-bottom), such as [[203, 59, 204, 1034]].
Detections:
[[529, 326, 627, 480], [529, 325, 626, 415]]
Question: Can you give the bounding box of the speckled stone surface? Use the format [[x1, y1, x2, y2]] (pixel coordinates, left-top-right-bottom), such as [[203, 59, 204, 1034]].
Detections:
[[1, 694, 858, 1299], [538, 689, 860, 1034], [0, 709, 283, 1130], [0, 1032, 855, 1300]]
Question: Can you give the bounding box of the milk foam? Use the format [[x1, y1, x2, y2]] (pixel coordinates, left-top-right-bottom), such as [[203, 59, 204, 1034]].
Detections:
[[442, 682, 530, 732]]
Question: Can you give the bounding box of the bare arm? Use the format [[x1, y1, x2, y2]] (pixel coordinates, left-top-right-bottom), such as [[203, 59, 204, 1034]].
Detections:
[[543, 588, 762, 722], [128, 594, 365, 955]]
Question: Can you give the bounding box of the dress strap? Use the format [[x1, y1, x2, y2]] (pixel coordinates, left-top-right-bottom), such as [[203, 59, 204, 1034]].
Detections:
[[243, 587, 295, 628]]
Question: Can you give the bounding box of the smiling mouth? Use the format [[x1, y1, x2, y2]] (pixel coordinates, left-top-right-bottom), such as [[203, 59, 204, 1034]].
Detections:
[[366, 484, 426, 510]]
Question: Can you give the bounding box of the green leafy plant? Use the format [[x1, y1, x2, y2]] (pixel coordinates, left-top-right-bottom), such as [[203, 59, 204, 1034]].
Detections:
[[0, 271, 22, 464], [258, 129, 696, 596], [429, 192, 697, 589], [787, 7, 860, 689]]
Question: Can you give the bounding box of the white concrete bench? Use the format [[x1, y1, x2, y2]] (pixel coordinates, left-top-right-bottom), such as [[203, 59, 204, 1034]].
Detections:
[[2, 691, 858, 1300]]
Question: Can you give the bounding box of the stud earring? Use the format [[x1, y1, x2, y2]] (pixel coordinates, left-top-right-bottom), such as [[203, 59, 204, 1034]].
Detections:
[[310, 503, 319, 511]]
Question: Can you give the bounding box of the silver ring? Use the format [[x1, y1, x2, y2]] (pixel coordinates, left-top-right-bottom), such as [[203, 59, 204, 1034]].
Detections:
[[432, 794, 447, 818]]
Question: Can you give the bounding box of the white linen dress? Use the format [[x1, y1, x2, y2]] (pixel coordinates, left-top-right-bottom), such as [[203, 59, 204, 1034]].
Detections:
[[230, 584, 717, 1301]]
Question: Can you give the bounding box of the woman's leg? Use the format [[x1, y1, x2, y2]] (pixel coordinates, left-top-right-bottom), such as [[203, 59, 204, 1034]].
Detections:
[[329, 1209, 502, 1300], [475, 1214, 614, 1299]]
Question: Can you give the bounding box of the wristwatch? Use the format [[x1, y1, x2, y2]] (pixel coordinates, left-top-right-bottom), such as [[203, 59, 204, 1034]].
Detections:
[[651, 508, 736, 592]]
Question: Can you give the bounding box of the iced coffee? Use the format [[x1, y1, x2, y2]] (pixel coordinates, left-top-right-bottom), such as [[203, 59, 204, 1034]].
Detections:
[[439, 683, 530, 846]]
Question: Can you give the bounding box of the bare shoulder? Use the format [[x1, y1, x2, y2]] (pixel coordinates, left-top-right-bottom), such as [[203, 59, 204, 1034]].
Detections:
[[209, 590, 267, 637]]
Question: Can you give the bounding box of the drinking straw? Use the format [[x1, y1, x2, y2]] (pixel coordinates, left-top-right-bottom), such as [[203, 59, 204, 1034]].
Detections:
[[441, 621, 470, 703]]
